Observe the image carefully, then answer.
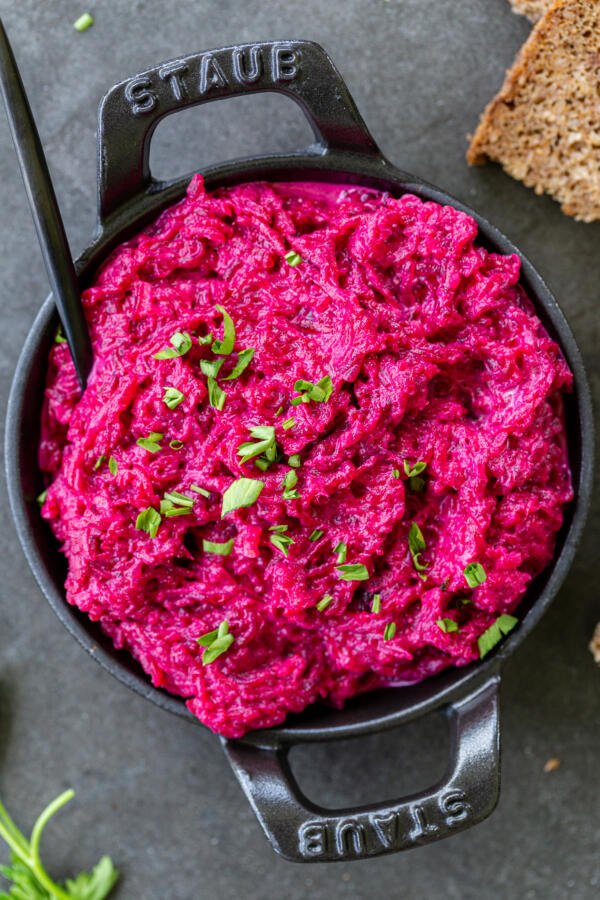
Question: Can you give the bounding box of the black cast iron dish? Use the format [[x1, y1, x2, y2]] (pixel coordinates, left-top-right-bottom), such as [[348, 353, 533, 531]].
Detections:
[[6, 41, 593, 862]]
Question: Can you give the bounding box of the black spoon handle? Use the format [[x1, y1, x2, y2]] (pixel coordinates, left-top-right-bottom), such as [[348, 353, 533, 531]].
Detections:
[[0, 19, 93, 388]]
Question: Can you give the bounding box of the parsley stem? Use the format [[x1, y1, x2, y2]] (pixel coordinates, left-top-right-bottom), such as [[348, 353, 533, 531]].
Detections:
[[0, 798, 29, 855], [29, 790, 75, 900]]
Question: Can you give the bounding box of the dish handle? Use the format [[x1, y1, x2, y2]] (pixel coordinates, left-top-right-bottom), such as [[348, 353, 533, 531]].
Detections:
[[97, 40, 382, 222], [222, 677, 500, 861]]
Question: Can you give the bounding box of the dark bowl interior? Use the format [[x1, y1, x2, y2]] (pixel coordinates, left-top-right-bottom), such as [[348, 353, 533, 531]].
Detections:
[[6, 155, 594, 745]]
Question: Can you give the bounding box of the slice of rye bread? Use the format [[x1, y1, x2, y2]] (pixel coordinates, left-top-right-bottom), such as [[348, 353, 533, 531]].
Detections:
[[509, 0, 553, 22], [468, 0, 600, 222]]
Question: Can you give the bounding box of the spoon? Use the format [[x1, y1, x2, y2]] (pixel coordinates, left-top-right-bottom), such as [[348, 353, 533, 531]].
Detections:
[[0, 18, 93, 388]]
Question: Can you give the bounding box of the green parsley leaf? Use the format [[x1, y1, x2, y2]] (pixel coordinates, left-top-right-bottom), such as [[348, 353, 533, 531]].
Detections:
[[221, 477, 264, 517], [284, 250, 302, 267], [197, 332, 213, 345], [74, 12, 94, 31], [135, 507, 161, 538], [0, 788, 118, 900], [282, 417, 295, 430], [270, 532, 294, 557], [108, 456, 118, 475], [309, 529, 324, 542], [200, 358, 224, 378], [383, 622, 396, 641], [197, 620, 234, 664], [408, 522, 429, 575], [437, 618, 459, 634], [288, 454, 301, 468], [137, 432, 164, 453], [190, 483, 210, 497], [291, 375, 333, 405], [392, 468, 401, 479], [371, 593, 381, 614], [336, 563, 369, 582], [478, 614, 518, 658], [238, 426, 277, 466], [54, 324, 67, 344], [36, 489, 47, 506], [164, 507, 192, 517], [163, 386, 185, 409], [203, 537, 234, 556], [207, 377, 226, 410], [170, 439, 184, 450], [334, 542, 347, 564], [93, 455, 106, 471], [211, 305, 236, 356], [224, 348, 255, 380], [316, 594, 333, 612], [464, 562, 487, 589], [153, 331, 192, 359]]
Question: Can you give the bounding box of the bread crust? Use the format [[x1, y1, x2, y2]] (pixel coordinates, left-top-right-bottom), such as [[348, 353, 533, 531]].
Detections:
[[509, 0, 553, 22], [468, 0, 600, 221]]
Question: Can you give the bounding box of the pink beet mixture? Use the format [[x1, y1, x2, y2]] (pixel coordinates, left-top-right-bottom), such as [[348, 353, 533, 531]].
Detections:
[[39, 176, 573, 737]]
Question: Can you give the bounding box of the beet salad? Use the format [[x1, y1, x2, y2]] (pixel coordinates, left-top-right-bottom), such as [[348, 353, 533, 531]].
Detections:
[[39, 176, 573, 738]]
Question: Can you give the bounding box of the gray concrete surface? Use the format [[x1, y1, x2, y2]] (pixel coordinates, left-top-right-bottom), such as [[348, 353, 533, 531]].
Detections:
[[0, 1, 598, 897]]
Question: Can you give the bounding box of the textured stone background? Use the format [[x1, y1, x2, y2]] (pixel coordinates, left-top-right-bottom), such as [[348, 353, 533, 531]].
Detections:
[[0, 1, 598, 897]]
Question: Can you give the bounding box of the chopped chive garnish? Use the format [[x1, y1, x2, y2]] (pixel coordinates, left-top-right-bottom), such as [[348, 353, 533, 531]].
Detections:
[[163, 490, 194, 507], [203, 538, 234, 556], [211, 305, 235, 356], [190, 484, 211, 498], [334, 542, 347, 564], [270, 531, 294, 556], [403, 459, 427, 492], [164, 506, 192, 517], [223, 348, 255, 380], [309, 529, 324, 542], [54, 325, 67, 344], [383, 622, 396, 641], [200, 358, 224, 379], [221, 477, 264, 517], [169, 439, 184, 450], [137, 432, 164, 453], [135, 507, 161, 538], [284, 250, 302, 267], [108, 456, 118, 475], [163, 386, 185, 409], [437, 618, 459, 634], [269, 524, 288, 533], [392, 468, 401, 479], [282, 469, 299, 499], [316, 594, 333, 612], [288, 454, 301, 468], [478, 614, 518, 658], [336, 563, 369, 582], [408, 522, 428, 576], [238, 426, 278, 467], [275, 406, 284, 417], [153, 331, 192, 359], [371, 593, 381, 614], [207, 377, 226, 410], [282, 417, 295, 430], [197, 620, 234, 665], [36, 489, 47, 506], [292, 375, 333, 405], [464, 562, 487, 589], [93, 455, 105, 471], [73, 12, 94, 31]]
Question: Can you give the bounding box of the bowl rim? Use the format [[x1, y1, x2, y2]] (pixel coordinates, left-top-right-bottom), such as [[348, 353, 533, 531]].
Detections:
[[6, 153, 595, 745]]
